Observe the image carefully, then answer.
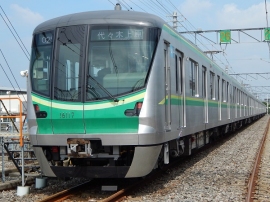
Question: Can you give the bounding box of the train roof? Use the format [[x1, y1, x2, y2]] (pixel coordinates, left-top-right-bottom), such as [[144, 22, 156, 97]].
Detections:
[[32, 10, 262, 103], [34, 10, 165, 33]]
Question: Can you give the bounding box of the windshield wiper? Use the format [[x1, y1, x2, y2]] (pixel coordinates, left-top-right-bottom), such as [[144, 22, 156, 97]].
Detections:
[[109, 38, 118, 74], [86, 85, 101, 100], [87, 74, 119, 102]]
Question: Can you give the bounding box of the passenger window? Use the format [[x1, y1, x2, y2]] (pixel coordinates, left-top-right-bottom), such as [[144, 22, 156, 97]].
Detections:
[[202, 66, 207, 98], [217, 76, 220, 101], [210, 71, 215, 100], [222, 79, 226, 102], [175, 55, 178, 92], [227, 82, 230, 103], [233, 87, 236, 103], [175, 51, 183, 94], [189, 60, 198, 96]]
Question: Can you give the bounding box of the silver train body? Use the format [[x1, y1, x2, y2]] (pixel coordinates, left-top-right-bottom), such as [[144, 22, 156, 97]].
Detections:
[[27, 10, 266, 178]]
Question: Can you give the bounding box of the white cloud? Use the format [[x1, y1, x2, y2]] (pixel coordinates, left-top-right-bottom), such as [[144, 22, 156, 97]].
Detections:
[[179, 0, 212, 18], [10, 4, 44, 25], [217, 3, 267, 29]]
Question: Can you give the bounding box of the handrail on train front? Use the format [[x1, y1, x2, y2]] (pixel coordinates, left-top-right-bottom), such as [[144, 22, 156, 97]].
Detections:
[[0, 97, 24, 146]]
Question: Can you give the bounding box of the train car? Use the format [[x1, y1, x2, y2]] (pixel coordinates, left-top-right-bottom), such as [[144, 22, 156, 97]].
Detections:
[[27, 7, 266, 178]]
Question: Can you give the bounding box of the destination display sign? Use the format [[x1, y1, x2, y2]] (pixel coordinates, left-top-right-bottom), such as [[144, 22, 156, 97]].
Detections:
[[36, 31, 53, 45], [91, 28, 144, 41]]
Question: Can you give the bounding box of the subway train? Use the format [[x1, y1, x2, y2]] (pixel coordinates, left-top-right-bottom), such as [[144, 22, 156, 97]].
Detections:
[[27, 8, 266, 178]]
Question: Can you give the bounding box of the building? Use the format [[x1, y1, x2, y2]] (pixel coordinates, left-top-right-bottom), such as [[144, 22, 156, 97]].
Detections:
[[0, 87, 27, 130]]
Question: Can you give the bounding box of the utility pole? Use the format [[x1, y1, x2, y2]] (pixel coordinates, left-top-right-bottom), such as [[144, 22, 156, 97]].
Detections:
[[172, 12, 178, 30], [167, 11, 181, 31]]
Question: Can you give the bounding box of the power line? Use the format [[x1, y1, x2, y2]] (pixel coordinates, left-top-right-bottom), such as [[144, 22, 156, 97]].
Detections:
[[162, 1, 233, 73], [121, 0, 134, 11], [154, 0, 172, 16], [229, 72, 270, 83], [179, 27, 270, 73], [137, 0, 165, 18], [108, 0, 115, 6], [107, 1, 270, 99], [107, 1, 253, 79], [129, 0, 147, 12], [0, 6, 30, 56], [0, 5, 30, 60], [0, 49, 27, 105], [0, 62, 27, 109], [117, 0, 130, 11]]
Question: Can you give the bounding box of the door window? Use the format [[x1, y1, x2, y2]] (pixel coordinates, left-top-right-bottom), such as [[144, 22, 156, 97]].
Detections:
[[53, 25, 87, 101]]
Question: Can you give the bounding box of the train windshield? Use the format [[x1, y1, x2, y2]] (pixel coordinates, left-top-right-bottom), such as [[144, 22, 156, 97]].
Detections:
[[87, 26, 159, 100], [30, 31, 53, 97], [53, 25, 87, 101]]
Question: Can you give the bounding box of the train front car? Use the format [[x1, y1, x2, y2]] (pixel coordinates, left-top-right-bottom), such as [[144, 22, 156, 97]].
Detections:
[[28, 10, 165, 178]]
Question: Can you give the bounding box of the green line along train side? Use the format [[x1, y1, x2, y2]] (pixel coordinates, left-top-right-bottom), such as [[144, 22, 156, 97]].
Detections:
[[27, 8, 266, 178]]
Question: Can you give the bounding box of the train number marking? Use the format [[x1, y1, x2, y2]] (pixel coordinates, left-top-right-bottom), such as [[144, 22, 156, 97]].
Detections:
[[42, 36, 52, 44], [60, 112, 74, 118]]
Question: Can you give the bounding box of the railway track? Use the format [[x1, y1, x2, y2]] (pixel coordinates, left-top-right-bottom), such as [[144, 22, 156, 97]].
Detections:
[[38, 178, 143, 202], [101, 119, 269, 202], [38, 116, 270, 202], [38, 156, 187, 202], [110, 116, 270, 201], [39, 180, 92, 202], [38, 174, 160, 201], [247, 117, 270, 201]]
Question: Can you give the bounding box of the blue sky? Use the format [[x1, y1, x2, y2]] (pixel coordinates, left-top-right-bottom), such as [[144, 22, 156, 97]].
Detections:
[[0, 0, 269, 99]]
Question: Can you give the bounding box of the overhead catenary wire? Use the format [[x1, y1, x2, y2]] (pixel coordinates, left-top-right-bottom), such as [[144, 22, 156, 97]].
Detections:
[[120, 0, 134, 11], [0, 5, 29, 106], [0, 5, 30, 56], [107, 1, 270, 99], [137, 0, 166, 18], [139, 0, 169, 18], [109, 0, 220, 69], [117, 0, 130, 11], [109, 0, 234, 73], [108, 0, 115, 6], [129, 0, 147, 13], [149, 0, 168, 14], [164, 0, 237, 73], [156, 0, 173, 16], [0, 49, 27, 106], [0, 6, 30, 60], [0, 63, 18, 91], [162, 3, 223, 64], [0, 63, 27, 109]]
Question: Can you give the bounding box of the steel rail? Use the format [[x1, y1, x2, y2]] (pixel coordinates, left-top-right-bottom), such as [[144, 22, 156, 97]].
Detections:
[[245, 116, 270, 202], [39, 180, 92, 202], [99, 160, 186, 202], [99, 178, 143, 202], [100, 120, 265, 202]]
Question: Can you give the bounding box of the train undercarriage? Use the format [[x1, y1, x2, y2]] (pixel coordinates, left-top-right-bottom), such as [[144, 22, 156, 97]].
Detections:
[[37, 116, 263, 178]]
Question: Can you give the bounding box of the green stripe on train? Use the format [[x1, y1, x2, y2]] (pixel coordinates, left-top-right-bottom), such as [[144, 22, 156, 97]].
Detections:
[[31, 90, 145, 134], [159, 95, 238, 108]]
